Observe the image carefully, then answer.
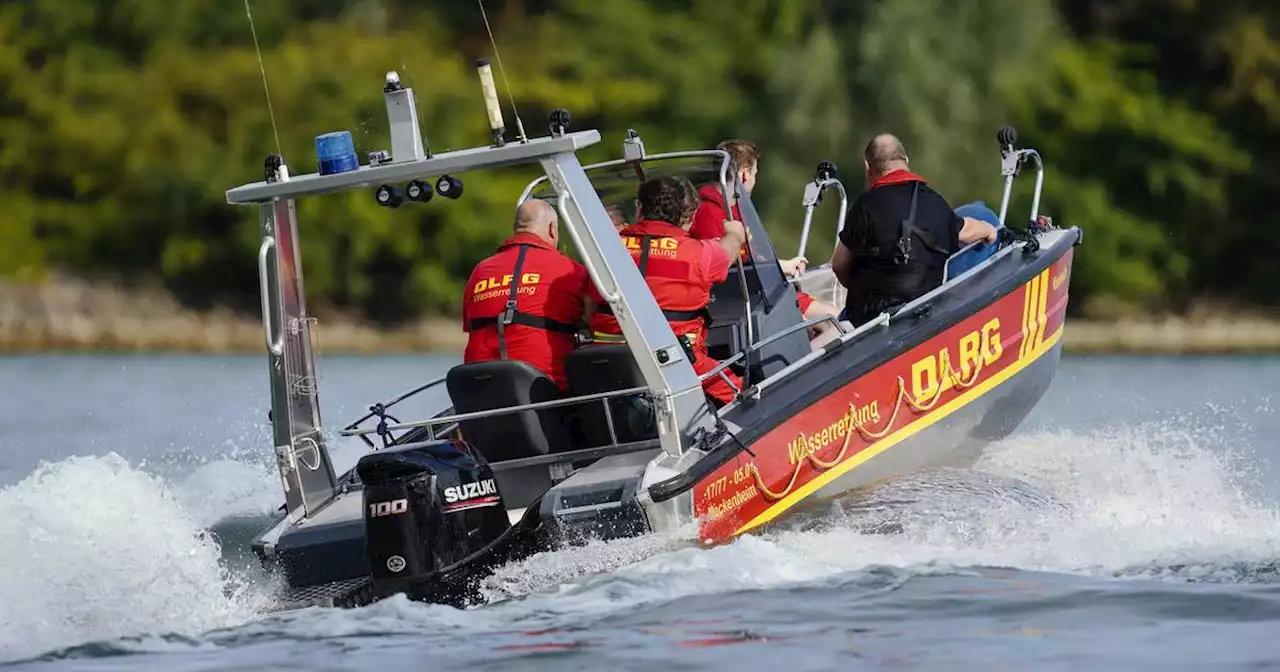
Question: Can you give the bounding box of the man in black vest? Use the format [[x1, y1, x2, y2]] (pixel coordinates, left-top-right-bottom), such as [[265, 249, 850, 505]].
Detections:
[[832, 134, 998, 326]]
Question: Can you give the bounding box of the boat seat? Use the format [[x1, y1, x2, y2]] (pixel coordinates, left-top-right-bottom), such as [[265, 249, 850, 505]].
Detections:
[[445, 360, 574, 462], [705, 266, 755, 363], [563, 345, 657, 448]]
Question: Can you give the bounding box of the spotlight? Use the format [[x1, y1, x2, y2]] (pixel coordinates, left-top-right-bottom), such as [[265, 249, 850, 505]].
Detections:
[[435, 175, 464, 199], [374, 184, 403, 208], [406, 180, 433, 203]]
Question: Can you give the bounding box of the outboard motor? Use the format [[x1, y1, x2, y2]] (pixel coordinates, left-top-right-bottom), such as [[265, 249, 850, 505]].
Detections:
[[356, 440, 511, 589]]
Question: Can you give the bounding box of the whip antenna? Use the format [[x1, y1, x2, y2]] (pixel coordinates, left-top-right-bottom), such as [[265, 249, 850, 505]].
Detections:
[[476, 0, 527, 143], [244, 0, 283, 158]]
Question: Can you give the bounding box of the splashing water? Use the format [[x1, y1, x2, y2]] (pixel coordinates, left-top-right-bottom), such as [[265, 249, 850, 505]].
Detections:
[[0, 454, 264, 662], [175, 458, 281, 529], [455, 422, 1280, 623], [5, 419, 1280, 664], [734, 423, 1280, 589], [960, 424, 1280, 580]]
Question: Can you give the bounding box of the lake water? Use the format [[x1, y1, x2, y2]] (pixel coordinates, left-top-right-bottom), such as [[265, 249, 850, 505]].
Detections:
[[0, 353, 1278, 670]]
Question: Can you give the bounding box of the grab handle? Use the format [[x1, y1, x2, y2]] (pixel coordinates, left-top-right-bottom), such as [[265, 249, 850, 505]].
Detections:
[[995, 127, 1045, 228], [258, 236, 283, 356], [797, 177, 848, 260]]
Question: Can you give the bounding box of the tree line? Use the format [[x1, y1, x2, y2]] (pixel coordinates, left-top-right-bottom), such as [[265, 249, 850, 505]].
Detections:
[[1, 0, 1275, 323]]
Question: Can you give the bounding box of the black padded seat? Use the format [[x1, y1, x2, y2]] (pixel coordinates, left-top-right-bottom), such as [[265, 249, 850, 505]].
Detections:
[[705, 266, 761, 363], [563, 345, 657, 448], [445, 360, 574, 463]]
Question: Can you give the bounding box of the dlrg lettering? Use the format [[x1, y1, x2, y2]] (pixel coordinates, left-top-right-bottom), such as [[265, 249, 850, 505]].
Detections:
[[472, 273, 543, 294], [623, 237, 679, 251], [910, 317, 1003, 402], [623, 236, 679, 259]]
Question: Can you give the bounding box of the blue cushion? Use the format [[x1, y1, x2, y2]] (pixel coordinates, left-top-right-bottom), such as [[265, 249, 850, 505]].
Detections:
[[947, 201, 1004, 279]]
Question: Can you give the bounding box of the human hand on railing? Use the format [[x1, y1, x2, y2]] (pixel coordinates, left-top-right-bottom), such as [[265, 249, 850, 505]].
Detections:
[[722, 219, 747, 244], [959, 217, 999, 245], [718, 219, 748, 260], [982, 221, 998, 244], [779, 256, 809, 278]]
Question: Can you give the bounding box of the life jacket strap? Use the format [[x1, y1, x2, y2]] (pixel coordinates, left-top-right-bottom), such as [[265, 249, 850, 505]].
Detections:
[[854, 183, 949, 268], [595, 301, 710, 324], [469, 313, 578, 334]]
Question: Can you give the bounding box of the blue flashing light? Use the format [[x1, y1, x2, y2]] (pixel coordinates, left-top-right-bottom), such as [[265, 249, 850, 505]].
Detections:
[[315, 131, 359, 175]]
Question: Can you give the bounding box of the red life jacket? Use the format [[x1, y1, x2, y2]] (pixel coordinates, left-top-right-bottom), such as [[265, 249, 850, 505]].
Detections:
[[590, 220, 722, 342], [463, 233, 588, 388], [690, 184, 760, 265], [690, 183, 816, 314], [688, 184, 742, 240]]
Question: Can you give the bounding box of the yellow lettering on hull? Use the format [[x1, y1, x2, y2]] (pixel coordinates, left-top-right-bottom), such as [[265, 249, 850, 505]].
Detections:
[[787, 401, 881, 465], [910, 318, 1002, 403], [700, 462, 759, 520], [705, 485, 759, 519]]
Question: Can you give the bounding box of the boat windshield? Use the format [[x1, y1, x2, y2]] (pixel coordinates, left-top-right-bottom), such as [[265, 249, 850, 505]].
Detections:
[[524, 153, 781, 268]]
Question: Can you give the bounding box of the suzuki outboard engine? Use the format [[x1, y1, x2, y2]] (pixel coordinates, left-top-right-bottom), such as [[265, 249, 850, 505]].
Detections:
[[356, 439, 511, 594]]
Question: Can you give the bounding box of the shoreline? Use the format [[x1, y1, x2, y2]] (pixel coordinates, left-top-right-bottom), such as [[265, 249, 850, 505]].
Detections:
[[3, 277, 1280, 356], [8, 317, 1280, 357], [0, 275, 469, 356]]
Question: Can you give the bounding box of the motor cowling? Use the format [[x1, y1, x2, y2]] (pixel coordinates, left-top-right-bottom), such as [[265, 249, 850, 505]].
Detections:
[[356, 440, 511, 585]]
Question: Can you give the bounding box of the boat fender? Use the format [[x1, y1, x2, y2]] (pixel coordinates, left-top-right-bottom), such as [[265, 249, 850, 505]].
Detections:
[[355, 440, 511, 585]]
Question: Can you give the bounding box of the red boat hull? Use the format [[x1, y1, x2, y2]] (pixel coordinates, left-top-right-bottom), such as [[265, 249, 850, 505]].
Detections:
[[694, 246, 1075, 543]]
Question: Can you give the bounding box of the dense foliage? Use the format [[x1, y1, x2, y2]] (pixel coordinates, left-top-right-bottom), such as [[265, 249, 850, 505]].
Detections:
[[1, 0, 1275, 322]]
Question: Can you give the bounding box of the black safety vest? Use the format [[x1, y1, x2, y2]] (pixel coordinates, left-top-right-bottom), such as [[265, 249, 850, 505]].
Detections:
[[467, 244, 579, 360], [843, 182, 955, 325]]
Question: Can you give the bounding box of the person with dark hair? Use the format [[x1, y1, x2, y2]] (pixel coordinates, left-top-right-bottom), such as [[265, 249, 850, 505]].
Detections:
[[604, 204, 629, 232], [832, 134, 998, 326], [462, 199, 593, 389], [690, 139, 841, 348], [590, 176, 747, 407]]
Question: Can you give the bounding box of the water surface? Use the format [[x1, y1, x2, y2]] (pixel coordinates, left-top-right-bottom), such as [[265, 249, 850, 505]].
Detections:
[[0, 354, 1277, 670]]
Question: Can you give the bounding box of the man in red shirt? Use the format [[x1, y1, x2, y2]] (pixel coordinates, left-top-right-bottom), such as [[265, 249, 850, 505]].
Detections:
[[690, 139, 842, 348], [591, 176, 747, 407], [462, 199, 592, 390]]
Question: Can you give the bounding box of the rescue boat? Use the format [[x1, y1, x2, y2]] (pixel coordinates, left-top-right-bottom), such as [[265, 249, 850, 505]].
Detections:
[[233, 66, 1081, 610]]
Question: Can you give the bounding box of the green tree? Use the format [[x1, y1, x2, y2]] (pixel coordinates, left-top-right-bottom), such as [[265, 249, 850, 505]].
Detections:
[[2, 0, 1277, 323]]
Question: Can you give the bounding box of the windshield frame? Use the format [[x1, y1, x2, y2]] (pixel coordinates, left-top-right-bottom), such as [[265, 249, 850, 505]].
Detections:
[[516, 149, 783, 270]]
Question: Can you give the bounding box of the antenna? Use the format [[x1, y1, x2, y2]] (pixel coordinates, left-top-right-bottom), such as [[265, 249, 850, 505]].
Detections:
[[476, 0, 528, 143], [243, 0, 283, 161]]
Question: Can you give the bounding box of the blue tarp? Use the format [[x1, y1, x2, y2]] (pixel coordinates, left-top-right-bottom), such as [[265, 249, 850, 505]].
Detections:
[[947, 200, 1004, 279]]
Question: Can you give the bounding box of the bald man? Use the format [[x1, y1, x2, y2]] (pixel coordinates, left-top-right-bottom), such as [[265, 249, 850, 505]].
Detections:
[[832, 134, 998, 326], [462, 199, 594, 389]]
